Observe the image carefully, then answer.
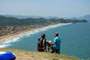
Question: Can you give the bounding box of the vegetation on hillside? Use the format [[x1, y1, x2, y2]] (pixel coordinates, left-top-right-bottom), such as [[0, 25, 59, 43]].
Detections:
[[0, 15, 88, 26]]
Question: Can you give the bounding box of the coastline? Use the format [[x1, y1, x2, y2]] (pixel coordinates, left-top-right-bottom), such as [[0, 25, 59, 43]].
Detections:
[[0, 23, 72, 48]]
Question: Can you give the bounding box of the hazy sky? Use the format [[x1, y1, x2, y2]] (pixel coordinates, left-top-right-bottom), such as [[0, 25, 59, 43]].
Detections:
[[0, 0, 90, 18]]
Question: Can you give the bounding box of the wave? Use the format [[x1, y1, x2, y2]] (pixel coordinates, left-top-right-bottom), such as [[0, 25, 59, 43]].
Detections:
[[0, 23, 71, 48]]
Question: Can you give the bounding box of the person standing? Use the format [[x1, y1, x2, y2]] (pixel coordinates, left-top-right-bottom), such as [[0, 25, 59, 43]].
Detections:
[[51, 32, 61, 54]]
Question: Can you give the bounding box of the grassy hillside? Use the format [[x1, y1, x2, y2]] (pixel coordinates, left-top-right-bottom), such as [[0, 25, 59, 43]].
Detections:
[[0, 48, 80, 60]]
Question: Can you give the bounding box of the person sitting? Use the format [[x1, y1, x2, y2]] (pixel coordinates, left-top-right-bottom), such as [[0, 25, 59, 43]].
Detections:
[[51, 32, 61, 54], [37, 34, 46, 52]]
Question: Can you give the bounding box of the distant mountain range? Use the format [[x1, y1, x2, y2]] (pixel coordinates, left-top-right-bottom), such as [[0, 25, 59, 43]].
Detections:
[[0, 15, 87, 27], [5, 15, 42, 19], [79, 15, 90, 22], [2, 14, 90, 22], [5, 15, 59, 19]]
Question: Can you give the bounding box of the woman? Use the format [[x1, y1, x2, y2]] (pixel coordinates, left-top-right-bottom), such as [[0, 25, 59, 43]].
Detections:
[[37, 34, 46, 52]]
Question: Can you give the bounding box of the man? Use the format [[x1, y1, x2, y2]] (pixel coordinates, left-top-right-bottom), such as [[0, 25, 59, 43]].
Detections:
[[51, 32, 61, 54], [37, 34, 46, 52]]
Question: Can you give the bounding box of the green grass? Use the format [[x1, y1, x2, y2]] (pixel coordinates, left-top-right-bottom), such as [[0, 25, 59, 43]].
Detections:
[[0, 48, 80, 60]]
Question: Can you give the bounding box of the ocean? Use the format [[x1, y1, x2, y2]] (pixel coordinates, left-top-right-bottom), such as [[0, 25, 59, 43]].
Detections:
[[0, 23, 90, 59]]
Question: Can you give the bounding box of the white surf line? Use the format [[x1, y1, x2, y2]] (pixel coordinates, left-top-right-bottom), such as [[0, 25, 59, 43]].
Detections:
[[0, 23, 72, 48]]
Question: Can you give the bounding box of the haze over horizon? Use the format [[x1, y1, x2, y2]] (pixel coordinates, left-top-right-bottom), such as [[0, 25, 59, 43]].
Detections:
[[0, 0, 90, 18]]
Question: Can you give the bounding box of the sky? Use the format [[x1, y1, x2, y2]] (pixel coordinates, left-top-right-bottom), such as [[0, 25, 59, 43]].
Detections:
[[0, 0, 90, 18]]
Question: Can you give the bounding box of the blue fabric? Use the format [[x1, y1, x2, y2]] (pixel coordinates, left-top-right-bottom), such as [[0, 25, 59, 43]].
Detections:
[[53, 37, 61, 50], [0, 51, 16, 60]]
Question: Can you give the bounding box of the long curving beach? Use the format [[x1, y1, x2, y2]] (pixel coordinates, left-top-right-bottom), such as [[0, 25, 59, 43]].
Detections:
[[0, 23, 71, 48]]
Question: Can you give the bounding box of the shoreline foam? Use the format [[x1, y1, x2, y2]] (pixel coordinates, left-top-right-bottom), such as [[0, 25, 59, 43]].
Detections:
[[0, 23, 72, 48]]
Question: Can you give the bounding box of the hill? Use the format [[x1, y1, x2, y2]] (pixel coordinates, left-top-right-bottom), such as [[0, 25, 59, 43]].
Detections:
[[5, 15, 41, 19], [0, 48, 79, 60], [80, 14, 90, 22], [0, 15, 88, 26]]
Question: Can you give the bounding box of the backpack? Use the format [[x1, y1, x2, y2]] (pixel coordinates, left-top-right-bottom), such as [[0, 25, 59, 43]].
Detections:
[[37, 38, 46, 51]]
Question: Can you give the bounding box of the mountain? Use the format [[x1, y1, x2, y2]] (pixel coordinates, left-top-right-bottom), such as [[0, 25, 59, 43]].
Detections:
[[0, 15, 88, 26], [4, 15, 60, 19], [80, 15, 90, 22], [5, 15, 42, 19]]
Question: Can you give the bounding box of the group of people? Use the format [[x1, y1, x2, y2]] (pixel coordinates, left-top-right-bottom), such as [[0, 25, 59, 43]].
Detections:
[[37, 32, 61, 54]]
